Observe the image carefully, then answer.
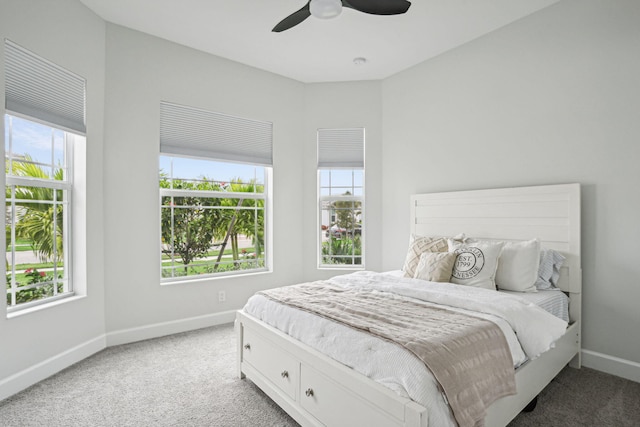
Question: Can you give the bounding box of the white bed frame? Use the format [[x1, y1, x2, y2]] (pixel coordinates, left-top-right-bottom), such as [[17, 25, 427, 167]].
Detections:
[[236, 183, 581, 427]]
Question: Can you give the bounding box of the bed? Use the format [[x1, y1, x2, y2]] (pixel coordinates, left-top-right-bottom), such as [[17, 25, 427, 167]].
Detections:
[[236, 183, 582, 427]]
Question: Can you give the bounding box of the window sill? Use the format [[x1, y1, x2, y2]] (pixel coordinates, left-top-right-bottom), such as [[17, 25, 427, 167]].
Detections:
[[160, 267, 271, 286], [317, 265, 365, 271], [7, 294, 85, 319]]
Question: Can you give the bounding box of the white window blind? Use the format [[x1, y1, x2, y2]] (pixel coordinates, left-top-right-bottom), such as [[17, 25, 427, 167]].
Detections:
[[4, 40, 86, 135], [160, 102, 273, 166], [317, 128, 364, 169]]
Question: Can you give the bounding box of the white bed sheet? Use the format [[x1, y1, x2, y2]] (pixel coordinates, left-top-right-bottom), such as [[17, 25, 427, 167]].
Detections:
[[500, 289, 569, 322], [385, 270, 570, 322], [243, 271, 568, 427]]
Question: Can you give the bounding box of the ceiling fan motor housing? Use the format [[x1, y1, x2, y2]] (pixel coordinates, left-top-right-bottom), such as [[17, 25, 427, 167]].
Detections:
[[310, 0, 343, 19]]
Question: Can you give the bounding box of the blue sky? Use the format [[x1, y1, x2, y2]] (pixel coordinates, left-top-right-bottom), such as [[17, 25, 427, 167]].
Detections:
[[5, 115, 64, 176], [159, 155, 265, 184], [320, 169, 363, 196]]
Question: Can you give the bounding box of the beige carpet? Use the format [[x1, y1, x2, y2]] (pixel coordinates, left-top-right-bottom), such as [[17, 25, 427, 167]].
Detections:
[[508, 364, 640, 427], [1, 323, 638, 426]]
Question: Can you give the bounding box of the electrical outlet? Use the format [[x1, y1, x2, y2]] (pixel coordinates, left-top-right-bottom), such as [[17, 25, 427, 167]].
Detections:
[[218, 290, 226, 303]]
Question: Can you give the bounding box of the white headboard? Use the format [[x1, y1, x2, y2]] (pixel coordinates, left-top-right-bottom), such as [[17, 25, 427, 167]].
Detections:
[[410, 183, 581, 323]]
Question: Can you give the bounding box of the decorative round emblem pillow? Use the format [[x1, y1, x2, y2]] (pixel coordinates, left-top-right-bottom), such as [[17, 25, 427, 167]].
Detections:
[[448, 240, 504, 290]]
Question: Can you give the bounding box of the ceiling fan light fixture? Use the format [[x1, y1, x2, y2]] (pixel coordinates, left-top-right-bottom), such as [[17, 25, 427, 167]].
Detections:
[[309, 0, 343, 20]]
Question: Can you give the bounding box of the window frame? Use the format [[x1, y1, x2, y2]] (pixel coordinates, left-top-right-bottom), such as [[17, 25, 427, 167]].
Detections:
[[4, 114, 75, 313], [159, 154, 271, 283], [317, 168, 365, 269]]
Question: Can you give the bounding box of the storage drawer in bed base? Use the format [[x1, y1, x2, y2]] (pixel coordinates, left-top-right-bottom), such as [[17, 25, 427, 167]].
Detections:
[[236, 311, 580, 427]]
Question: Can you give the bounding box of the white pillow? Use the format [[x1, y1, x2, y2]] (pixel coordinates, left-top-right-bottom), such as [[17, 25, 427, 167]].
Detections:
[[495, 239, 540, 293], [448, 240, 504, 290]]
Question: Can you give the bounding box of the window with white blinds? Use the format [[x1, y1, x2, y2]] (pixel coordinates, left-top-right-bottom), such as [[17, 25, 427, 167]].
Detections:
[[158, 102, 272, 282], [4, 40, 86, 135], [4, 41, 84, 312], [317, 128, 365, 269]]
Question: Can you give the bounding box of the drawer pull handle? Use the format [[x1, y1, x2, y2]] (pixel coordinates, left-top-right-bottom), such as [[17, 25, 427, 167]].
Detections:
[[281, 370, 289, 379], [305, 388, 314, 397], [244, 343, 251, 350]]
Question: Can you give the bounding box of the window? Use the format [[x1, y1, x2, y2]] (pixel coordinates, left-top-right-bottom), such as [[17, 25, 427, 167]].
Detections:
[[159, 102, 272, 281], [318, 128, 364, 268], [4, 40, 85, 312], [159, 156, 268, 279], [5, 116, 74, 310]]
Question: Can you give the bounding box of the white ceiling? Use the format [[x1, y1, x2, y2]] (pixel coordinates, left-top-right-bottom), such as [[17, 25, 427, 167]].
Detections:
[[79, 0, 561, 83]]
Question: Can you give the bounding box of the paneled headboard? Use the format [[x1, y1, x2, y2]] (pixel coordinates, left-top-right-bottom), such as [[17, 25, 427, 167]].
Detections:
[[410, 183, 582, 323]]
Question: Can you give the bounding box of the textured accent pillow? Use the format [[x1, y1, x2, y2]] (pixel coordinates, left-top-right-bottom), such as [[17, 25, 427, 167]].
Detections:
[[448, 240, 504, 290], [495, 239, 541, 293], [414, 252, 457, 283], [402, 235, 449, 278]]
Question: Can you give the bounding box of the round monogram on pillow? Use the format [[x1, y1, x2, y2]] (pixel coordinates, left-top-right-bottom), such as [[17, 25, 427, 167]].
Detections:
[[452, 247, 485, 280], [448, 240, 504, 290]]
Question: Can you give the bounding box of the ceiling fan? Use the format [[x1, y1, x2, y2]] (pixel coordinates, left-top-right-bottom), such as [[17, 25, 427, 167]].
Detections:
[[272, 0, 412, 32]]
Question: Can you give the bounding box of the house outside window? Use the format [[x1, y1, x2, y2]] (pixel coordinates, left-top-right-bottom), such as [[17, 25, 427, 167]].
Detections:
[[4, 40, 85, 312], [317, 128, 364, 268], [159, 102, 272, 282]]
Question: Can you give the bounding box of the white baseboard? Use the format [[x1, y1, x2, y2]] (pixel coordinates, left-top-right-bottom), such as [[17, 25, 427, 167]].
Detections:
[[105, 310, 237, 347], [0, 334, 106, 402], [582, 349, 640, 383]]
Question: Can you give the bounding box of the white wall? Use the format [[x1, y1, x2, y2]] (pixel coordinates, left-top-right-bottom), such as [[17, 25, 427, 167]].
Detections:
[[102, 24, 306, 339], [0, 0, 106, 398], [102, 26, 385, 340], [381, 0, 640, 374], [302, 82, 383, 279]]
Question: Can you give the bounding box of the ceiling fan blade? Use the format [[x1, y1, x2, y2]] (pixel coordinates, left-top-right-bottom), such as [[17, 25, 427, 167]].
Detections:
[[272, 2, 312, 32], [342, 0, 411, 15]]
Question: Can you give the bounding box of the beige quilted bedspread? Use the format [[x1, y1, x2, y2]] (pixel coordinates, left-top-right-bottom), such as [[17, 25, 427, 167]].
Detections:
[[259, 281, 517, 427]]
